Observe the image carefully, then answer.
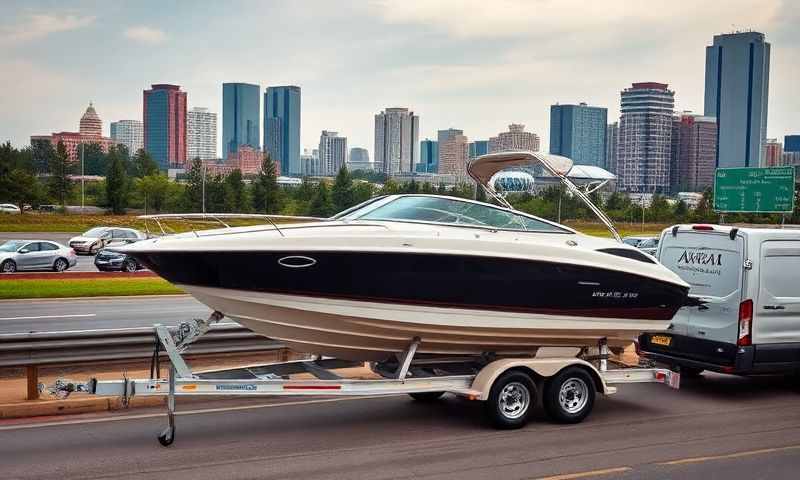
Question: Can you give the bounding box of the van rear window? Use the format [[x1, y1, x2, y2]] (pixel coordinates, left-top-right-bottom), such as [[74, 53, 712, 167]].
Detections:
[[660, 239, 742, 298]]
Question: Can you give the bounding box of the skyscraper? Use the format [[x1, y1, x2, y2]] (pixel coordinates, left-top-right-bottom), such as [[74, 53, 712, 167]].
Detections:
[[222, 83, 260, 159], [785, 135, 800, 152], [468, 140, 489, 159], [605, 122, 618, 174], [617, 82, 675, 194], [318, 130, 347, 176], [374, 108, 419, 175], [549, 103, 608, 167], [110, 120, 144, 155], [264, 86, 301, 175], [419, 139, 438, 173], [764, 139, 783, 167], [187, 107, 218, 161], [80, 103, 102, 138], [704, 32, 770, 168], [143, 84, 187, 170], [488, 124, 539, 153], [438, 133, 469, 180], [671, 114, 717, 192], [347, 147, 371, 171]]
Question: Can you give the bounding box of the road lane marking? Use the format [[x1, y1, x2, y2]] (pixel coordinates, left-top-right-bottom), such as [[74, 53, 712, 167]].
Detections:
[[0, 395, 384, 431], [659, 444, 800, 465], [534, 467, 632, 480], [0, 314, 96, 321]]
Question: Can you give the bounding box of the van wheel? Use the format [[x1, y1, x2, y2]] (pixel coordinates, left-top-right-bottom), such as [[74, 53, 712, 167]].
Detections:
[[409, 392, 445, 402], [485, 370, 536, 429], [543, 367, 595, 424]]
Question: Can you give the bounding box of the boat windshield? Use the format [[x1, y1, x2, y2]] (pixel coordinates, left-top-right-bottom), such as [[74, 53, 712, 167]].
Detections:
[[353, 196, 568, 233]]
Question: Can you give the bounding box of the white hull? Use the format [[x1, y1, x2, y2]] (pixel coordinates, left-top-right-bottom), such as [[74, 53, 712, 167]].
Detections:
[[183, 285, 670, 360]]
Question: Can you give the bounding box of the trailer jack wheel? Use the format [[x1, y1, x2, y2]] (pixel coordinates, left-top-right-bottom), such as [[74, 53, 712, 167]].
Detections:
[[158, 427, 175, 447]]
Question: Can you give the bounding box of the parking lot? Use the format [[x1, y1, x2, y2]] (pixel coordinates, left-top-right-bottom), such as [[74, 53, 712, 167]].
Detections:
[[0, 232, 135, 272]]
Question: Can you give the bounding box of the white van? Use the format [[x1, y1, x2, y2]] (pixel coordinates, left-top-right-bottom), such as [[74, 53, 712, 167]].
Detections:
[[639, 224, 800, 376]]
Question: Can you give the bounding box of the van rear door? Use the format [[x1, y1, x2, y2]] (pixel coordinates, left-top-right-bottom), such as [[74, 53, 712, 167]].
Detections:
[[658, 229, 744, 344], [756, 240, 800, 344]]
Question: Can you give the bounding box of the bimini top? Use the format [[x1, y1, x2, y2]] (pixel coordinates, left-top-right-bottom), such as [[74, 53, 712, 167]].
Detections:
[[467, 151, 574, 188]]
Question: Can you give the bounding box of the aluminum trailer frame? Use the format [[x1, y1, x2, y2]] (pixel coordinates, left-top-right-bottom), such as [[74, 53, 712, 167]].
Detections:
[[72, 312, 680, 446]]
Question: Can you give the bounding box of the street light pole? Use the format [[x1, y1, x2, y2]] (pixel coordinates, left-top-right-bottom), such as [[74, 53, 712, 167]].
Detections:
[[81, 143, 85, 214], [201, 161, 206, 214]]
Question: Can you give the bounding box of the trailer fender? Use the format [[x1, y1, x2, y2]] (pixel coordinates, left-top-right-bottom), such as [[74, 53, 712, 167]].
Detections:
[[471, 358, 607, 400]]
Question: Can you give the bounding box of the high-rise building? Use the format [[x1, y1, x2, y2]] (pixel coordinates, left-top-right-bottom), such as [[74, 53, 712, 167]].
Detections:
[[671, 114, 717, 192], [468, 140, 489, 159], [374, 107, 419, 175], [605, 122, 618, 174], [785, 135, 800, 153], [143, 84, 187, 170], [764, 139, 783, 167], [110, 120, 144, 155], [187, 107, 217, 161], [488, 124, 540, 153], [318, 130, 347, 176], [31, 103, 117, 163], [782, 151, 800, 167], [549, 103, 608, 167], [301, 148, 321, 176], [222, 83, 260, 159], [438, 133, 470, 180], [264, 86, 301, 176], [419, 139, 438, 173], [704, 32, 770, 168], [617, 82, 675, 194], [347, 147, 371, 171]]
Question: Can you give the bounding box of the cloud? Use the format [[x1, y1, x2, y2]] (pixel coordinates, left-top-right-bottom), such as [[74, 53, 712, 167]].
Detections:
[[124, 26, 166, 45], [0, 14, 95, 45]]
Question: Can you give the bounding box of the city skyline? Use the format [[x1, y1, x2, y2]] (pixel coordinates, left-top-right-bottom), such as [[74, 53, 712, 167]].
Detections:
[[2, 1, 797, 161]]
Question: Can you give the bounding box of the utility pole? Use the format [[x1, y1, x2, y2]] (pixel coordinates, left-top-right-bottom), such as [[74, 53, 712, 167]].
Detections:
[[201, 161, 206, 214]]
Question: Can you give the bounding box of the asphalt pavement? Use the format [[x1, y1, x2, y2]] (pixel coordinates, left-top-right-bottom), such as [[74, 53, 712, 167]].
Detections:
[[1, 373, 799, 479], [0, 296, 211, 333]]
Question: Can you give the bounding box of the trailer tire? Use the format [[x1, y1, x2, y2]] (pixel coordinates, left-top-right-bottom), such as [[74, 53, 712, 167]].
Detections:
[[543, 366, 595, 424], [485, 370, 536, 429], [409, 391, 445, 402]]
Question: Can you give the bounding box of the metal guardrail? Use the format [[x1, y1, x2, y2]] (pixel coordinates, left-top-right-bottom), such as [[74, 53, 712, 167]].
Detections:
[[0, 324, 285, 400]]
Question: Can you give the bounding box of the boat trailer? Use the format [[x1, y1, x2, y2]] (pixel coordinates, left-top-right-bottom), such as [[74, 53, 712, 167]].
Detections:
[[57, 312, 680, 446]]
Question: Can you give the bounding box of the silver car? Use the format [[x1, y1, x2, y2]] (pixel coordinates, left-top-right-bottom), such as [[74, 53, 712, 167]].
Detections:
[[69, 227, 147, 255], [0, 240, 78, 273]]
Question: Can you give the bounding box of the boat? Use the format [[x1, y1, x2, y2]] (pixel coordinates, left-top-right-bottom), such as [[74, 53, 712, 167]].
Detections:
[[116, 151, 693, 361]]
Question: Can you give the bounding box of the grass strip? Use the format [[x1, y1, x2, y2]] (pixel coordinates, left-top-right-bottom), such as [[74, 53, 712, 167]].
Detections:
[[0, 278, 184, 299]]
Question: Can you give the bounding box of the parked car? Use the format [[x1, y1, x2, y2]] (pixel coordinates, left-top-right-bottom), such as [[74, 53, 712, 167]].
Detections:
[[621, 236, 651, 248], [38, 204, 58, 213], [0, 203, 21, 214], [639, 224, 800, 376], [94, 248, 143, 272], [637, 237, 659, 256], [0, 240, 77, 273], [69, 227, 146, 255]]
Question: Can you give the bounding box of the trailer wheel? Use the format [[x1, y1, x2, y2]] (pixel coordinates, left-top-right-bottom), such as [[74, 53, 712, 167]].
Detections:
[[543, 367, 595, 424], [409, 391, 445, 402], [485, 370, 536, 429]]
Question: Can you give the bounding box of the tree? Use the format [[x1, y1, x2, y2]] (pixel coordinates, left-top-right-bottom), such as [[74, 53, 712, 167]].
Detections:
[[223, 169, 247, 212], [308, 182, 334, 217], [31, 140, 55, 174], [136, 174, 171, 213], [673, 199, 688, 220], [183, 159, 204, 212], [77, 143, 108, 176], [105, 146, 128, 214], [252, 153, 281, 213], [331, 165, 354, 213], [3, 169, 45, 210], [48, 141, 73, 206], [352, 181, 375, 205], [132, 149, 159, 178]]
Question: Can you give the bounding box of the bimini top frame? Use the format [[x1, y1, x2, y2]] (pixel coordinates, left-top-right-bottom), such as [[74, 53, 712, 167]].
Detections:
[[468, 151, 621, 242]]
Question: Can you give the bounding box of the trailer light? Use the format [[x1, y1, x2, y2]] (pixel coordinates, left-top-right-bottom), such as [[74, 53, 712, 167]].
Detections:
[[655, 371, 665, 381], [737, 299, 753, 346], [692, 225, 715, 231]]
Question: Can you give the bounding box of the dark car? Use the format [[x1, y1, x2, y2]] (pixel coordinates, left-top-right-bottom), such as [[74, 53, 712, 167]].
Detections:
[[94, 248, 142, 272]]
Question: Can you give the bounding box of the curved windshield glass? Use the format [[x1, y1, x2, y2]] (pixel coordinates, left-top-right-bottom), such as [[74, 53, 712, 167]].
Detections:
[[0, 241, 26, 252], [83, 227, 109, 238], [356, 196, 567, 233]]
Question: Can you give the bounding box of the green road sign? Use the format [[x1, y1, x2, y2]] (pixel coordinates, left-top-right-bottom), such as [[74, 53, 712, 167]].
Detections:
[[714, 167, 795, 213]]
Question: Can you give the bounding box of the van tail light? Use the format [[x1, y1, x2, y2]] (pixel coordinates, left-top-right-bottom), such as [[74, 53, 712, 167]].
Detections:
[[737, 299, 753, 346]]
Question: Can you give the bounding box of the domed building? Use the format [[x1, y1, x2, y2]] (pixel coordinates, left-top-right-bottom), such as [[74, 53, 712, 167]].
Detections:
[[79, 103, 103, 138]]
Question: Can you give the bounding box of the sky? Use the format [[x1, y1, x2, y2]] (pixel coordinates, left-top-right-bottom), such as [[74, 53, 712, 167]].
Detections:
[[1, 0, 798, 160]]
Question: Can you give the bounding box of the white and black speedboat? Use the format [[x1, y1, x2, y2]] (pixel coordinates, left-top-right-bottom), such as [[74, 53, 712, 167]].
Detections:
[[118, 152, 693, 360]]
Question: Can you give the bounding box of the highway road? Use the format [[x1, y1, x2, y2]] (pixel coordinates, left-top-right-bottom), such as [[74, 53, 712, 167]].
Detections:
[[1, 373, 799, 479], [0, 296, 211, 333]]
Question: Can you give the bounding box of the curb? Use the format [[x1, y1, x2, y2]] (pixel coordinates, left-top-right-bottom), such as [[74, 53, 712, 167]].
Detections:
[[0, 396, 166, 420], [1, 271, 157, 281]]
